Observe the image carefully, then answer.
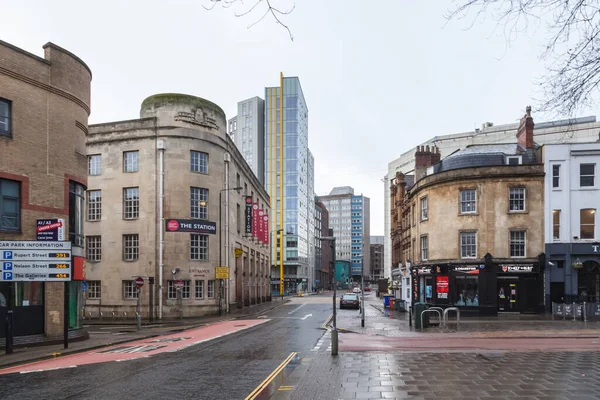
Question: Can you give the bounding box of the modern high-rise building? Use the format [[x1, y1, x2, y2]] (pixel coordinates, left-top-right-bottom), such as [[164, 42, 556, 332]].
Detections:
[[265, 74, 315, 294], [319, 187, 370, 279], [231, 97, 265, 184]]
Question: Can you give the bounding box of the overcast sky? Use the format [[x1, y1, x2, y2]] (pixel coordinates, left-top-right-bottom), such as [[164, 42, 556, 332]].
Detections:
[[2, 0, 596, 235]]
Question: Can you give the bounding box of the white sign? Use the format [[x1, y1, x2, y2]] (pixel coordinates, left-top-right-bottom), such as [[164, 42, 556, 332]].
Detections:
[[0, 241, 72, 249], [0, 241, 71, 282], [0, 250, 71, 261]]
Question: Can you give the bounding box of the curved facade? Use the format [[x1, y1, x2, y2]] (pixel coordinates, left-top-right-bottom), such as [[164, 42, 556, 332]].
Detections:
[[0, 41, 91, 338], [86, 94, 270, 318]]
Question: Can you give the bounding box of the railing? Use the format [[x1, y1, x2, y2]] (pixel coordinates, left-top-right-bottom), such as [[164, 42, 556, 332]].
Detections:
[[443, 307, 460, 329], [420, 309, 441, 331], [552, 302, 600, 321]]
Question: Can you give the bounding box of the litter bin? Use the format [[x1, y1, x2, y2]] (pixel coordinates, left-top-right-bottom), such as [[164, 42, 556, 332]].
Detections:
[[396, 299, 406, 312], [413, 302, 429, 329], [383, 295, 393, 308], [389, 298, 395, 310]]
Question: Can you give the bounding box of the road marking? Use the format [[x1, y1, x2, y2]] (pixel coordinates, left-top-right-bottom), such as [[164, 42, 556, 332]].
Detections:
[[245, 352, 298, 400], [301, 313, 313, 320], [20, 365, 77, 374], [279, 386, 294, 391], [287, 304, 306, 315]]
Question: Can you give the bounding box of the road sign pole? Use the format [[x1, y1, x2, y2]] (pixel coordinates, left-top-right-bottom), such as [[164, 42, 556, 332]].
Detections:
[[5, 282, 13, 354], [64, 280, 69, 349], [179, 289, 183, 322], [136, 287, 141, 330]]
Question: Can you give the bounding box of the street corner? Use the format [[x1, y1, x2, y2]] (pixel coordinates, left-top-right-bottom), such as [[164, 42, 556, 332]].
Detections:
[[0, 319, 270, 376]]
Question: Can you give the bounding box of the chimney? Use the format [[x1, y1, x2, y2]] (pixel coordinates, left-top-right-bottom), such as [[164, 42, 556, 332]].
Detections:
[[516, 106, 534, 149], [414, 145, 441, 182]]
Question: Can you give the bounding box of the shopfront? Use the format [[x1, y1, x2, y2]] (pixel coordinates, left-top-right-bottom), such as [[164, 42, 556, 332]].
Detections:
[[411, 261, 544, 316]]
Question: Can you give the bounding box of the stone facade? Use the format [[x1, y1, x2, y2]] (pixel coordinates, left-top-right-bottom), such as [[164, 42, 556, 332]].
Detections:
[[0, 40, 91, 336], [86, 94, 270, 319]]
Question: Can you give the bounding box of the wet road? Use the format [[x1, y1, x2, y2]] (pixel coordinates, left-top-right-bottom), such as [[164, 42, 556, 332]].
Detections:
[[0, 295, 333, 400]]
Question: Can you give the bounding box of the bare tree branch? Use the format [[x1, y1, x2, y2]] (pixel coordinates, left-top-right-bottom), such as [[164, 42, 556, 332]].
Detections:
[[204, 0, 295, 41], [447, 0, 600, 116]]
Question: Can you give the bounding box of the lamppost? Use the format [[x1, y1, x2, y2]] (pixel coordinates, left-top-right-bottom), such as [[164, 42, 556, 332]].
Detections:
[[219, 186, 243, 316], [317, 236, 337, 356]]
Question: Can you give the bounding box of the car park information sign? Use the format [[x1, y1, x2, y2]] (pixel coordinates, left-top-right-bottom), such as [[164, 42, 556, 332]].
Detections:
[[0, 240, 72, 282]]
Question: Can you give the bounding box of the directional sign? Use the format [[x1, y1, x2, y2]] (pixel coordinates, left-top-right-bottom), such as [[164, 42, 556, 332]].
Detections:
[[0, 241, 72, 282]]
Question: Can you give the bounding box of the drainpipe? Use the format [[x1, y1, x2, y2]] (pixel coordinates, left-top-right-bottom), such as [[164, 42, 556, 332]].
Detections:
[[224, 152, 231, 313], [157, 139, 166, 319]]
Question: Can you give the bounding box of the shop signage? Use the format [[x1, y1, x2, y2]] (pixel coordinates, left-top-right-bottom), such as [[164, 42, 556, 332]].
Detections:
[[245, 196, 253, 234], [36, 219, 65, 241], [165, 219, 216, 234], [417, 267, 432, 275], [454, 266, 478, 272], [436, 276, 449, 299], [190, 268, 210, 277], [499, 264, 534, 273]]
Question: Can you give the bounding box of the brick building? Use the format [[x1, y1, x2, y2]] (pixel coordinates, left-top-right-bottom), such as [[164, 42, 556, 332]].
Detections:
[[0, 40, 91, 340]]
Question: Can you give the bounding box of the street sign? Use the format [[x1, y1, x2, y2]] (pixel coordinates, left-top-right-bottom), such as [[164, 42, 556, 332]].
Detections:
[[36, 219, 65, 241], [174, 280, 184, 290], [234, 248, 243, 258], [82, 281, 88, 292], [165, 219, 217, 234], [215, 267, 229, 279], [0, 241, 71, 282], [135, 276, 144, 288]]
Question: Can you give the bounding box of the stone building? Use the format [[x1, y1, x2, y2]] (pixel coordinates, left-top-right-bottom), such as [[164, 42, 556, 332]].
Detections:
[[0, 40, 91, 340], [393, 108, 546, 316], [85, 93, 270, 319]]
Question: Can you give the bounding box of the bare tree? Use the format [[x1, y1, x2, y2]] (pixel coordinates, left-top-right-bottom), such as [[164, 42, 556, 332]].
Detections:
[[447, 1, 600, 115], [204, 0, 295, 40]]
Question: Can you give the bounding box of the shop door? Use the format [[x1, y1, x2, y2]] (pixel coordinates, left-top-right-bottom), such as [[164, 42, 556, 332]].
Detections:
[[498, 281, 518, 312]]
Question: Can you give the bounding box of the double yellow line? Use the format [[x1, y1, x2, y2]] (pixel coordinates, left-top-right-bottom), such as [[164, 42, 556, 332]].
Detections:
[[245, 352, 298, 400]]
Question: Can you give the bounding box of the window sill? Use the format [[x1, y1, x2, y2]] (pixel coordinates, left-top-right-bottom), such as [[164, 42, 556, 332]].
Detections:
[[0, 229, 22, 234], [420, 219, 428, 223], [123, 259, 139, 262], [123, 171, 139, 174], [123, 218, 140, 221], [508, 210, 528, 214], [0, 132, 13, 138], [579, 187, 598, 190], [551, 188, 562, 191], [458, 212, 479, 216], [190, 259, 210, 262], [86, 219, 101, 223], [191, 171, 209, 175], [87, 260, 101, 263]]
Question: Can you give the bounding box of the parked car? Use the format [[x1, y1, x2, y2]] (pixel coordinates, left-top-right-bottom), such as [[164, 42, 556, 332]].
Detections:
[[340, 293, 360, 309], [364, 287, 371, 292]]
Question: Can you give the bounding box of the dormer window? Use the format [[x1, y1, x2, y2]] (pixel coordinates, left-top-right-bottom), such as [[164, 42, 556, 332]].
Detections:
[[506, 156, 522, 165]]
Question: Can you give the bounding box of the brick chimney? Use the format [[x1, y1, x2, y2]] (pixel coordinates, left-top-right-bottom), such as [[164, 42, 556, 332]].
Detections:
[[414, 145, 441, 182], [516, 106, 534, 149]]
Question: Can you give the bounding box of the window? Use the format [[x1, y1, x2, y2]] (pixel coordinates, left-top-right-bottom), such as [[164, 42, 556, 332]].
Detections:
[[123, 187, 139, 219], [191, 234, 208, 260], [191, 151, 208, 174], [195, 280, 204, 299], [0, 98, 12, 136], [509, 188, 525, 212], [553, 210, 561, 240], [506, 156, 522, 165], [0, 179, 20, 231], [87, 190, 101, 221], [69, 182, 84, 247], [123, 234, 139, 261], [123, 151, 139, 173], [421, 236, 428, 261], [580, 209, 596, 239], [168, 280, 191, 299], [236, 203, 241, 233], [460, 190, 476, 214], [191, 187, 208, 220], [510, 231, 526, 257], [208, 280, 215, 298], [460, 232, 477, 258], [87, 281, 101, 299], [123, 281, 139, 299], [455, 276, 478, 306], [580, 164, 595, 187], [552, 165, 560, 188], [88, 155, 101, 175], [86, 236, 101, 261], [420, 197, 428, 220]]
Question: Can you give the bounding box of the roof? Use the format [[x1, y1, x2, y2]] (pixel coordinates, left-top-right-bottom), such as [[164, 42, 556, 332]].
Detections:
[[435, 143, 540, 173]]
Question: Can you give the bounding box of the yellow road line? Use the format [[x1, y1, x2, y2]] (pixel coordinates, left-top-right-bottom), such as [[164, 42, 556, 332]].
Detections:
[[245, 352, 298, 400], [278, 386, 294, 391]]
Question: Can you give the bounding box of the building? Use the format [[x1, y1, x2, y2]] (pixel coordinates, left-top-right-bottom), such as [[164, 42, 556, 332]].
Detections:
[[334, 260, 351, 289], [85, 93, 270, 318], [401, 108, 545, 316], [265, 74, 315, 295], [318, 187, 371, 280], [544, 142, 600, 309], [227, 116, 237, 142], [232, 97, 265, 184], [315, 200, 331, 289], [384, 114, 600, 282], [370, 236, 384, 281], [0, 40, 91, 340]]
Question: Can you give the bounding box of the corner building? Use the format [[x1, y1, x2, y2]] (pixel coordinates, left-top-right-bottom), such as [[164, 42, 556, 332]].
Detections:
[[0, 40, 91, 339], [86, 94, 270, 318]]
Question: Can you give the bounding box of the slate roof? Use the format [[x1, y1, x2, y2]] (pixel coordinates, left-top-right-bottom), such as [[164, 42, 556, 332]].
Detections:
[[434, 143, 539, 173]]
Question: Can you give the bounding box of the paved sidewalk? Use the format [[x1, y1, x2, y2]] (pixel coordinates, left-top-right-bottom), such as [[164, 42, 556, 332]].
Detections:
[[0, 298, 288, 369]]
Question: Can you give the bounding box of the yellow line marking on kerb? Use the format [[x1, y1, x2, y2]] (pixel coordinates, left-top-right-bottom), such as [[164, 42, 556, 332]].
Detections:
[[245, 352, 298, 400], [278, 386, 294, 391]]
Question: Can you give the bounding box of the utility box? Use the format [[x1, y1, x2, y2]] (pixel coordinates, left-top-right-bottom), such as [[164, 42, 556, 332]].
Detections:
[[413, 303, 429, 329]]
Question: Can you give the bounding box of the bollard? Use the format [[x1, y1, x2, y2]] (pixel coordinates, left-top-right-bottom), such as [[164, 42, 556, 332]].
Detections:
[[408, 306, 412, 327]]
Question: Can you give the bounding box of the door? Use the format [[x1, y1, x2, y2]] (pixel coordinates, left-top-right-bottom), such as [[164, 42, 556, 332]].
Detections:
[[550, 282, 565, 303], [498, 281, 518, 311]]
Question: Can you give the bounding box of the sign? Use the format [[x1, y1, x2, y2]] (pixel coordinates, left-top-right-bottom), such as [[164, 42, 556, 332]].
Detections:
[[436, 276, 449, 299], [258, 209, 265, 243], [0, 241, 71, 282], [36, 219, 65, 241], [417, 267, 432, 275], [135, 276, 144, 288], [174, 280, 184, 290], [190, 268, 210, 277], [215, 267, 229, 279], [234, 248, 243, 258], [499, 264, 535, 273], [165, 219, 216, 234], [82, 281, 88, 292], [264, 213, 269, 245], [245, 196, 253, 234], [252, 202, 259, 237]]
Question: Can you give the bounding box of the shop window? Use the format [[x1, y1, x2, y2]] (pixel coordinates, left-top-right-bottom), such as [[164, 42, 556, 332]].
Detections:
[[553, 210, 560, 240], [580, 209, 596, 239], [552, 164, 561, 188], [16, 282, 44, 306], [0, 178, 20, 231], [509, 188, 526, 212], [69, 181, 85, 247], [455, 276, 479, 306], [580, 163, 595, 187]]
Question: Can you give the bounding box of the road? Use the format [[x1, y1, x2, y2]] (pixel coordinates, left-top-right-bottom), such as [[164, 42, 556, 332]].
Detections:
[[0, 294, 340, 400]]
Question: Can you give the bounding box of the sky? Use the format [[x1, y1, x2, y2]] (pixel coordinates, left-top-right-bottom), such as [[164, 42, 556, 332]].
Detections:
[[2, 0, 596, 236]]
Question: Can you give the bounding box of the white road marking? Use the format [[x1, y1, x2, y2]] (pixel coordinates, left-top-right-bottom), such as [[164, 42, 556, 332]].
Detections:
[[20, 365, 77, 374], [287, 304, 306, 315], [301, 313, 313, 320]]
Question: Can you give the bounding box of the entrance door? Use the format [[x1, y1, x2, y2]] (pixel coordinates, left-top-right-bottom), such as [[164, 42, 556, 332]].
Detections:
[[498, 281, 518, 311], [550, 282, 565, 303]]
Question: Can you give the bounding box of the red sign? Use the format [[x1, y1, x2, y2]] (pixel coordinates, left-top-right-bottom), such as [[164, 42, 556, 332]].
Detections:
[[37, 221, 63, 232], [252, 203, 259, 238], [73, 256, 86, 281], [263, 212, 269, 244], [258, 209, 265, 243], [174, 279, 184, 290], [436, 276, 448, 299], [135, 276, 144, 288], [166, 220, 180, 231]]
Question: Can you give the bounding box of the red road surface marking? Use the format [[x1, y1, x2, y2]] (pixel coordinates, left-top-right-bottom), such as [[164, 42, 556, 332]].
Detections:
[[0, 319, 268, 375], [339, 332, 600, 352]]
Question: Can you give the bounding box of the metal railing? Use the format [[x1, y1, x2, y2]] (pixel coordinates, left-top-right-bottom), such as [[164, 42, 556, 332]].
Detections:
[[443, 307, 460, 329], [551, 302, 600, 321], [420, 309, 441, 331]]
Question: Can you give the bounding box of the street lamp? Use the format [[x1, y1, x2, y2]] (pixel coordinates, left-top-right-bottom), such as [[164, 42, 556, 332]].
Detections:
[[219, 186, 243, 316], [316, 236, 337, 356]]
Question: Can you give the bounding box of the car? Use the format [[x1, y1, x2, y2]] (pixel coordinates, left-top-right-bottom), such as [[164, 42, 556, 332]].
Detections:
[[340, 293, 360, 309], [352, 287, 361, 294], [364, 287, 371, 292]]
